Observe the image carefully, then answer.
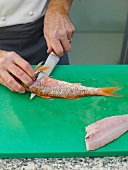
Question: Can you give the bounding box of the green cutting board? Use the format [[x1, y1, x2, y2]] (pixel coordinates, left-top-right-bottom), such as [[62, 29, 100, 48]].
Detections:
[[0, 65, 128, 158]]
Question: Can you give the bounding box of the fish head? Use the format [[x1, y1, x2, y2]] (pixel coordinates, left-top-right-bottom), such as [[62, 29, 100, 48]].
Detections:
[[29, 78, 42, 91]]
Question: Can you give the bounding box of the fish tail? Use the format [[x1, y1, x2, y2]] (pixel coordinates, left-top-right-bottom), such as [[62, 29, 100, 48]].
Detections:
[[100, 87, 122, 97]]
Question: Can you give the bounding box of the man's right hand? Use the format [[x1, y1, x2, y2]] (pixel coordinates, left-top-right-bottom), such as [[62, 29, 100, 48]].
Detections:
[[0, 50, 36, 93]]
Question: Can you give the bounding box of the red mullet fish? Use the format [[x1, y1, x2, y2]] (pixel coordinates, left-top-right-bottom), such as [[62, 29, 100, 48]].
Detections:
[[26, 63, 120, 99], [23, 62, 120, 99], [29, 77, 120, 99], [85, 114, 128, 151]]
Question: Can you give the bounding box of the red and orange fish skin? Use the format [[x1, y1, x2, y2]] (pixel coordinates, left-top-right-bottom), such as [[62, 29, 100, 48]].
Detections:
[[29, 77, 118, 99], [26, 63, 119, 99]]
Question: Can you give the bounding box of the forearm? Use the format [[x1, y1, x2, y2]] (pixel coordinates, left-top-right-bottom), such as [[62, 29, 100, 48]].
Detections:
[[47, 0, 73, 14]]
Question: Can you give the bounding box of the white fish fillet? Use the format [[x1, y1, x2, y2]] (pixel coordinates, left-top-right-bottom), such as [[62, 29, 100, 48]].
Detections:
[[85, 114, 128, 151]]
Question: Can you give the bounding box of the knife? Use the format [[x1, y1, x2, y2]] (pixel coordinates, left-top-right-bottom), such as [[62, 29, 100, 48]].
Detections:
[[30, 52, 60, 99]]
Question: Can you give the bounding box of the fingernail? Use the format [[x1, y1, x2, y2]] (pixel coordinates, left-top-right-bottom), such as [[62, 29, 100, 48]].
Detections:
[[21, 90, 26, 94]]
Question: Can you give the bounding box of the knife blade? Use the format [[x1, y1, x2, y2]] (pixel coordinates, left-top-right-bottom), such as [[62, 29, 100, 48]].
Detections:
[[30, 52, 60, 99]]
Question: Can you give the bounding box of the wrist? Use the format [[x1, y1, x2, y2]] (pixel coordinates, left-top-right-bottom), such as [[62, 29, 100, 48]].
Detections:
[[47, 0, 73, 14]]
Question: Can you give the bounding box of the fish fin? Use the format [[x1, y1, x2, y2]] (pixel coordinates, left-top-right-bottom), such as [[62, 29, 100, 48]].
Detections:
[[61, 95, 80, 100], [39, 95, 53, 100], [100, 88, 122, 97], [34, 61, 44, 71], [36, 66, 51, 73], [33, 62, 51, 74]]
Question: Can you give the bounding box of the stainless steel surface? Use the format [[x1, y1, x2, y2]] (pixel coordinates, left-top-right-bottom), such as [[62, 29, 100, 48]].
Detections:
[[30, 52, 60, 99]]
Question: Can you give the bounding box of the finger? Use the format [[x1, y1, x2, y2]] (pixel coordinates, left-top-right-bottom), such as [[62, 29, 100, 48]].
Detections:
[[0, 76, 15, 92], [64, 17, 75, 40], [10, 52, 35, 80], [70, 23, 75, 37], [57, 24, 71, 52], [60, 35, 71, 52], [71, 24, 75, 34], [66, 26, 73, 41], [1, 69, 26, 93], [7, 62, 33, 87], [50, 38, 64, 56]]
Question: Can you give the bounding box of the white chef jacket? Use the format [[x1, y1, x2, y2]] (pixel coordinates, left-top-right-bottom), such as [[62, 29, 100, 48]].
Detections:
[[0, 0, 49, 27]]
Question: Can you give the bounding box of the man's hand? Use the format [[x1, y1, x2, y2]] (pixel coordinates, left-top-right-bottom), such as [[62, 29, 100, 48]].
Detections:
[[44, 0, 75, 56], [0, 50, 36, 93]]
